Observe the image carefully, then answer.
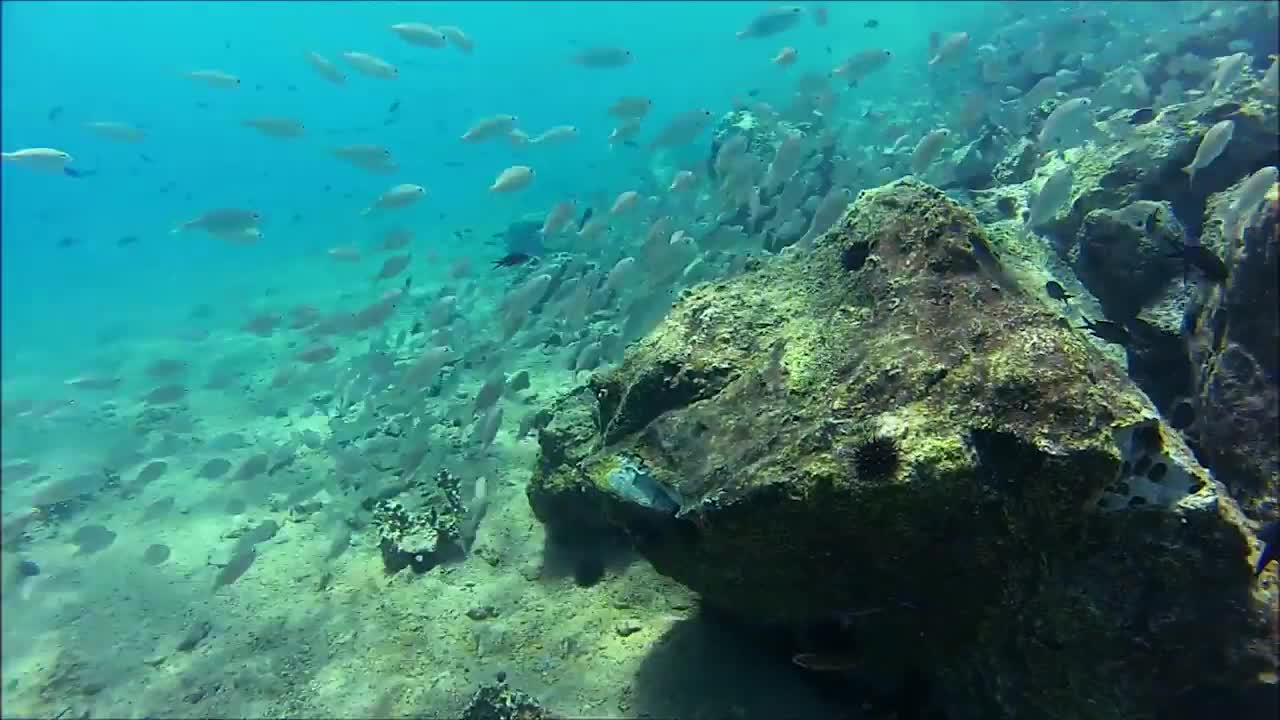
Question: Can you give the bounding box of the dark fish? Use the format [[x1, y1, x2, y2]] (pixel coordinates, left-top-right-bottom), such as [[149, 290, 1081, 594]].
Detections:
[[792, 651, 861, 672], [578, 207, 594, 231], [176, 620, 212, 653], [254, 83, 264, 91], [72, 524, 117, 555], [234, 453, 269, 480], [1168, 400, 1196, 430], [326, 527, 353, 561], [1256, 520, 1279, 577], [621, 140, 639, 148], [747, 88, 761, 97], [142, 496, 176, 521], [1167, 243, 1229, 284], [134, 460, 168, 487], [235, 520, 279, 554], [383, 114, 399, 126], [492, 252, 534, 268], [1079, 317, 1132, 346], [57, 236, 81, 249], [117, 235, 140, 247], [444, 160, 465, 168], [196, 457, 231, 482], [48, 106, 64, 122], [63, 167, 96, 178], [388, 99, 400, 113], [864, 18, 880, 28], [18, 559, 40, 577], [1127, 108, 1155, 125], [143, 384, 187, 404], [143, 543, 171, 565], [1204, 102, 1242, 123], [138, 153, 155, 163], [1044, 280, 1072, 304], [214, 549, 256, 589], [196, 101, 210, 109], [287, 84, 297, 92]]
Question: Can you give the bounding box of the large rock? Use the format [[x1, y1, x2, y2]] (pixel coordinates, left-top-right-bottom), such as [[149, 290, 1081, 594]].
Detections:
[[528, 179, 1276, 720], [1183, 180, 1280, 514]]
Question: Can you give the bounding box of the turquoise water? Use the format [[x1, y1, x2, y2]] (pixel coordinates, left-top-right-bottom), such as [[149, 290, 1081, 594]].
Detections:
[[2, 1, 1277, 718], [0, 1, 985, 371]]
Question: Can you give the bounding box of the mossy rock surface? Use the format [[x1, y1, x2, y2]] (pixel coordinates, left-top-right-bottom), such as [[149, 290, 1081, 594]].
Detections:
[[527, 178, 1276, 720]]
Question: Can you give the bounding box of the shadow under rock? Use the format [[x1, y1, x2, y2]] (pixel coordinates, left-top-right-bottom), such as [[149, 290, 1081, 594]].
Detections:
[[630, 611, 855, 720], [538, 534, 636, 587]]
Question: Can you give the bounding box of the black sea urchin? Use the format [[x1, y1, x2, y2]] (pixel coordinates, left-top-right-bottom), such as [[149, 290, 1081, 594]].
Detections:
[[852, 434, 901, 483]]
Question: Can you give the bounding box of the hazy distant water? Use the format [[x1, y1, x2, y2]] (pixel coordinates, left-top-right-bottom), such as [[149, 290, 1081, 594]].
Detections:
[[1, 1, 1003, 379]]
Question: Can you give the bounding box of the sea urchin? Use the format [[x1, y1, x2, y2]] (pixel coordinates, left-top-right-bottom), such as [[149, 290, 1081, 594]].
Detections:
[[851, 434, 901, 483]]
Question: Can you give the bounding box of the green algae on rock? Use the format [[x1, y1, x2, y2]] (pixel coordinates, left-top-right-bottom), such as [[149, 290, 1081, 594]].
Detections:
[[528, 178, 1275, 720]]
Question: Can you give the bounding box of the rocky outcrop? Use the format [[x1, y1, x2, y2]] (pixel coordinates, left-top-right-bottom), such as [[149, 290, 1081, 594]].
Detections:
[[1043, 93, 1277, 246], [528, 179, 1275, 720], [461, 681, 554, 720], [1182, 180, 1280, 514], [372, 469, 466, 573]]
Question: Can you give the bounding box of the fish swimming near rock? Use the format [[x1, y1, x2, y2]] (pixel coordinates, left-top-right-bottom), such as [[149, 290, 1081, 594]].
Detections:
[[1045, 280, 1072, 305], [1255, 519, 1279, 577], [1183, 120, 1233, 188], [1166, 240, 1228, 285], [910, 129, 951, 174], [649, 109, 714, 150], [1220, 165, 1278, 240], [1038, 97, 1092, 147], [1079, 317, 1132, 346], [492, 252, 534, 268], [1024, 165, 1074, 233]]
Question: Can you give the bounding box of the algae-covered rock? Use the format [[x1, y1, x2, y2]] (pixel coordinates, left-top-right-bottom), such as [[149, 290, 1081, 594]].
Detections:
[[1074, 200, 1185, 319], [1043, 91, 1279, 249], [372, 469, 466, 573], [461, 681, 554, 720], [528, 178, 1275, 720], [1183, 181, 1280, 514]]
